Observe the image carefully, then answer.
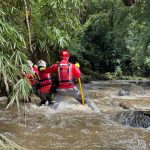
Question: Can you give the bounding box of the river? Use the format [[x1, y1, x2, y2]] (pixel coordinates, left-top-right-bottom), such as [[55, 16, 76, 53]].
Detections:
[[0, 80, 150, 150]]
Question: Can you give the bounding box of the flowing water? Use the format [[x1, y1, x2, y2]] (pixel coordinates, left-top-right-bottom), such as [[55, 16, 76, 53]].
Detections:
[[0, 80, 150, 150]]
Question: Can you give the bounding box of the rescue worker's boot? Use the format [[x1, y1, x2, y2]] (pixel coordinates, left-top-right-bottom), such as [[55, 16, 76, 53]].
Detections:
[[48, 100, 54, 105], [47, 97, 54, 105], [40, 98, 47, 106]]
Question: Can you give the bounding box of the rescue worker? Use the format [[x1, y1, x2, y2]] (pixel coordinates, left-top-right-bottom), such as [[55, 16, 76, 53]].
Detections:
[[41, 49, 83, 106], [23, 60, 38, 93], [27, 60, 38, 75], [37, 60, 53, 105], [22, 60, 38, 102]]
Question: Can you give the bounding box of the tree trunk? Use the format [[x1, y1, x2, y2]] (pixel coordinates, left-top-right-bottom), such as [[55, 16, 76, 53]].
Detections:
[[30, 49, 51, 66]]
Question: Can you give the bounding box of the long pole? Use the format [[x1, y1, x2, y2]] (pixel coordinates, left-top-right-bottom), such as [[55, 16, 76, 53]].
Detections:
[[78, 78, 84, 105]]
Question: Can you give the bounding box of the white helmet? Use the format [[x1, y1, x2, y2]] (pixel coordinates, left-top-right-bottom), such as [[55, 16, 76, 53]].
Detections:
[[37, 60, 46, 68], [27, 60, 33, 67]]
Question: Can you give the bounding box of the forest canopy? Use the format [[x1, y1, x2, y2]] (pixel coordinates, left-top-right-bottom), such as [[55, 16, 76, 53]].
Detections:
[[0, 0, 150, 101]]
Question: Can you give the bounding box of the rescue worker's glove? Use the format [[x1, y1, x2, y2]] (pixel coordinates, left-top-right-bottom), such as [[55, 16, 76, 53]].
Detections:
[[73, 78, 79, 84], [75, 62, 80, 68], [38, 66, 46, 71]]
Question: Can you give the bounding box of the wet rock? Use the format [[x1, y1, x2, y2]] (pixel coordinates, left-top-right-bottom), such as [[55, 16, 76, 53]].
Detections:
[[116, 111, 150, 128], [0, 134, 26, 150], [118, 90, 129, 96], [119, 99, 150, 112]]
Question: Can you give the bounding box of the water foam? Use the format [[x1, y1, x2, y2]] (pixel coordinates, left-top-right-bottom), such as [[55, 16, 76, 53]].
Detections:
[[28, 101, 98, 118]]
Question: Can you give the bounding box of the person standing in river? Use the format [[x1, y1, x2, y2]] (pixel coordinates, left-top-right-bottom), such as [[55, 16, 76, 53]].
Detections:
[[36, 60, 53, 105], [40, 49, 83, 105]]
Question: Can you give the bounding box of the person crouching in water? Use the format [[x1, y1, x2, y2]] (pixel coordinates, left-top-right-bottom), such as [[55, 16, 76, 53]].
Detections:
[[23, 60, 38, 102], [37, 60, 53, 106], [41, 49, 82, 105], [24, 60, 38, 89]]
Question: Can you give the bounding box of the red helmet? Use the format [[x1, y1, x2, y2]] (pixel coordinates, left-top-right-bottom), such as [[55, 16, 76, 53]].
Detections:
[[60, 50, 70, 58]]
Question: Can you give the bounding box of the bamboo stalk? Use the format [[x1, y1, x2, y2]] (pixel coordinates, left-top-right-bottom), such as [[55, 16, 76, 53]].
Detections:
[[23, 0, 33, 53], [3, 75, 9, 96]]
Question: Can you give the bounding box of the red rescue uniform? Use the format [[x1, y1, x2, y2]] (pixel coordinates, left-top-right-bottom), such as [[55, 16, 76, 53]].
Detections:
[[42, 58, 81, 89], [37, 70, 51, 94], [23, 66, 38, 86]]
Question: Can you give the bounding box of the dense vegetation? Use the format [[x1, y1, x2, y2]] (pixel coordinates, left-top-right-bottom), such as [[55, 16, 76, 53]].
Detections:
[[0, 0, 83, 105], [80, 0, 150, 77], [0, 0, 150, 104]]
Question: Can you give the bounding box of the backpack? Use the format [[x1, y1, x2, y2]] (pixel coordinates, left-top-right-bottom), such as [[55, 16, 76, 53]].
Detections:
[[57, 62, 74, 86]]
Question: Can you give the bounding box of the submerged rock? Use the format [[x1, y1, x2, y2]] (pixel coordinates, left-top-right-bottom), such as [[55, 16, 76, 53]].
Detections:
[[0, 134, 26, 150], [118, 90, 129, 96], [116, 111, 150, 128]]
